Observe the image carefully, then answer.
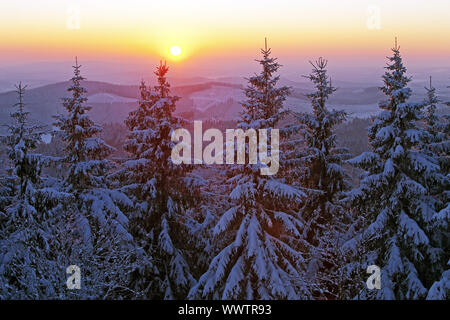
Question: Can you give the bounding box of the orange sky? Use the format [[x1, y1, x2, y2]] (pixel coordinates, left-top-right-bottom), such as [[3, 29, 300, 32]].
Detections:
[[1, 0, 449, 75]]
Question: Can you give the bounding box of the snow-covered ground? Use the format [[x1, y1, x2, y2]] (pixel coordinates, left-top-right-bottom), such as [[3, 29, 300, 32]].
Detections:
[[87, 92, 137, 104], [189, 85, 381, 119], [190, 85, 245, 111]]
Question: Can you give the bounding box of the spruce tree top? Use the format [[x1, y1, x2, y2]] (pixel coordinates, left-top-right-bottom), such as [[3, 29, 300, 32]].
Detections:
[[300, 57, 347, 158], [368, 40, 425, 161], [424, 77, 439, 130], [3, 83, 44, 197], [240, 39, 291, 129], [124, 61, 183, 182], [54, 58, 114, 190]]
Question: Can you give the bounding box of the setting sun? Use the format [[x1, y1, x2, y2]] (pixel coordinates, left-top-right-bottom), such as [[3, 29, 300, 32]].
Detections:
[[170, 46, 182, 57]]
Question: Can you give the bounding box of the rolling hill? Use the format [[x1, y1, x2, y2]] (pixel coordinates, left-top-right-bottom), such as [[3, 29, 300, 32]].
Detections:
[[1, 79, 447, 131]]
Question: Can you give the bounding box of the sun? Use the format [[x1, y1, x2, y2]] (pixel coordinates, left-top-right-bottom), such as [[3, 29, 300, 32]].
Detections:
[[170, 45, 182, 57]]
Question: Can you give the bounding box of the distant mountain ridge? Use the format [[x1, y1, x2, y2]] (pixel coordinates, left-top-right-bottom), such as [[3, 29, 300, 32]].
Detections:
[[0, 80, 243, 129], [0, 79, 447, 130]]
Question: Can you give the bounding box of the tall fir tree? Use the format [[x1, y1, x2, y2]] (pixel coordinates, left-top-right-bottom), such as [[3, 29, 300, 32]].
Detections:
[[423, 77, 450, 175], [422, 77, 450, 299], [345, 41, 446, 299], [189, 41, 312, 299], [290, 58, 351, 298], [0, 83, 70, 298], [120, 61, 197, 299], [53, 59, 140, 299]]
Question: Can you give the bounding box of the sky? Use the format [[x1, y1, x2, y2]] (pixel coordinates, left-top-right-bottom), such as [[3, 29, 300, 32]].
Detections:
[[0, 0, 449, 82]]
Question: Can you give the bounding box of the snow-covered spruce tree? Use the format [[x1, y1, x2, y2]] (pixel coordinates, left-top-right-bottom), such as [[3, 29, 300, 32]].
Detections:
[[422, 77, 450, 300], [345, 42, 446, 299], [189, 41, 313, 299], [0, 83, 70, 299], [0, 148, 15, 212], [423, 77, 450, 175], [120, 62, 197, 299], [422, 77, 449, 224], [183, 169, 227, 286], [53, 59, 141, 299], [290, 58, 351, 298]]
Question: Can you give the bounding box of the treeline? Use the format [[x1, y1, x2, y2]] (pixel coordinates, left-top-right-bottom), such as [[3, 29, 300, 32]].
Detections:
[[0, 42, 448, 299]]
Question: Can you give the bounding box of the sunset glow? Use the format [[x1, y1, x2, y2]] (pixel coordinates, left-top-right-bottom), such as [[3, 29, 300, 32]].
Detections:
[[0, 0, 449, 76]]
